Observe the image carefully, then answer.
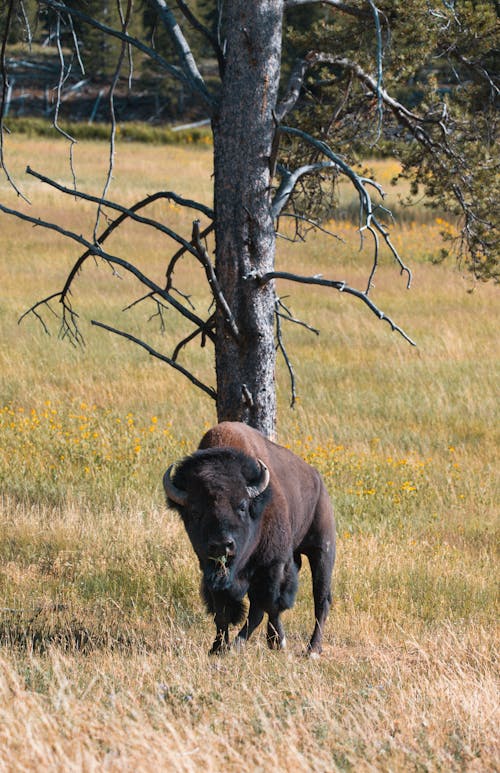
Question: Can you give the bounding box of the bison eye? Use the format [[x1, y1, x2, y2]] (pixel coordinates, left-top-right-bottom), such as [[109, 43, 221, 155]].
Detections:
[[236, 500, 248, 516]]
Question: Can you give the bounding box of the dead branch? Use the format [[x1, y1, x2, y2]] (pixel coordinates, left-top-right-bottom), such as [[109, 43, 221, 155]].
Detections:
[[249, 269, 416, 346], [41, 0, 208, 102], [285, 0, 370, 20], [19, 290, 84, 346], [366, 0, 384, 140], [60, 190, 207, 308], [279, 125, 413, 291], [191, 220, 239, 340], [277, 212, 345, 242], [172, 313, 216, 361], [274, 299, 298, 408], [272, 161, 333, 218], [320, 56, 498, 262], [67, 10, 85, 74], [93, 0, 133, 239], [147, 297, 170, 332], [276, 297, 320, 335], [166, 221, 215, 289], [27, 165, 213, 219], [0, 0, 30, 202], [175, 0, 225, 76], [26, 167, 213, 253], [331, 56, 450, 139], [0, 203, 209, 336], [53, 9, 77, 189], [146, 0, 214, 105], [91, 320, 216, 400], [275, 55, 313, 121]]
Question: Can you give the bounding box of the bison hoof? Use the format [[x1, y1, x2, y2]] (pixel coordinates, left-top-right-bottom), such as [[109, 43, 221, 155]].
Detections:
[[266, 635, 286, 651], [305, 644, 321, 659], [209, 641, 230, 656], [209, 646, 227, 656]]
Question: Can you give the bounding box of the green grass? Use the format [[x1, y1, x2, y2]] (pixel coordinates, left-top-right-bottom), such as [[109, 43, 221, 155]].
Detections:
[[0, 136, 498, 770], [6, 116, 213, 145]]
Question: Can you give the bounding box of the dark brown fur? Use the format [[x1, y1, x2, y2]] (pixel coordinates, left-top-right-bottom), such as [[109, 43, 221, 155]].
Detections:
[[164, 422, 335, 655]]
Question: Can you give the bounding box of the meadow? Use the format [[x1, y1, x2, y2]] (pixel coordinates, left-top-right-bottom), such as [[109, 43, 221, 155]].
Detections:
[[0, 136, 498, 771]]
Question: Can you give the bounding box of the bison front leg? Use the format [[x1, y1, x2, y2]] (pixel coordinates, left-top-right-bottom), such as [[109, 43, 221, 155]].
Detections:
[[210, 617, 230, 655], [266, 615, 286, 650], [201, 583, 246, 655]]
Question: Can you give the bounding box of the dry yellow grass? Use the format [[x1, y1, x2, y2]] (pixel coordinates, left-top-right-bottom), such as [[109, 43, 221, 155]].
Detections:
[[0, 137, 499, 771]]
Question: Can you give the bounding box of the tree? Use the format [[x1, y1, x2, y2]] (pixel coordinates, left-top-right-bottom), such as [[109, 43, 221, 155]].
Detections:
[[1, 0, 498, 438]]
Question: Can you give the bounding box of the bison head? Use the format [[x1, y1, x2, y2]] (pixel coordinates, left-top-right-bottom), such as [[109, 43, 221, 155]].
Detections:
[[163, 448, 270, 592]]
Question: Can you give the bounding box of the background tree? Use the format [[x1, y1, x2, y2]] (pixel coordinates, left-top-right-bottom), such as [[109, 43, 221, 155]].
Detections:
[[0, 0, 498, 438]]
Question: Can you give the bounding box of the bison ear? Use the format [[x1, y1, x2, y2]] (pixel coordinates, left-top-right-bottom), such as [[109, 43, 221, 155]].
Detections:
[[246, 459, 270, 500]]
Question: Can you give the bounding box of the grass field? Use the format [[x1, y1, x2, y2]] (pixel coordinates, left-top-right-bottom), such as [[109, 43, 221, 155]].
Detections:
[[0, 137, 498, 771]]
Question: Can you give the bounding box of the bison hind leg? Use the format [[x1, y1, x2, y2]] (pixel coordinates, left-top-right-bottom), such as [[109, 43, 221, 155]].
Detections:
[[266, 560, 299, 650], [280, 560, 299, 610], [235, 600, 265, 648]]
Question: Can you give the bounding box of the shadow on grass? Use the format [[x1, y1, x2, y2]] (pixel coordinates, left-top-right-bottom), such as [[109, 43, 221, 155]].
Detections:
[[0, 603, 168, 655]]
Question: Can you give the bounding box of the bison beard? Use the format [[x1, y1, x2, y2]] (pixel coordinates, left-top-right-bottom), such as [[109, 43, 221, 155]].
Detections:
[[164, 422, 336, 656]]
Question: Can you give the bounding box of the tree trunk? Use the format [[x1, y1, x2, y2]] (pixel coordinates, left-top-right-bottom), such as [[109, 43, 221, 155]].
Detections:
[[212, 1, 283, 439]]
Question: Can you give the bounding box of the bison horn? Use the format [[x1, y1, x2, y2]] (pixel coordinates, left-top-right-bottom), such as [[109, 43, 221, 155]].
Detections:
[[246, 459, 270, 499], [163, 464, 188, 507]]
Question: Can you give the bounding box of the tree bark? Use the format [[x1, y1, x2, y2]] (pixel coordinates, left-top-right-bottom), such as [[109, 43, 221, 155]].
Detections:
[[212, 0, 283, 439]]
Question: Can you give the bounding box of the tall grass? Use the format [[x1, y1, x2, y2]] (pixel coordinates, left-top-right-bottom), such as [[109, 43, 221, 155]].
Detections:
[[0, 137, 498, 770]]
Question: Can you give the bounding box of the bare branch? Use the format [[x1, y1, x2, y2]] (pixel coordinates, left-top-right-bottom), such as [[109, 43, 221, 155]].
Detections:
[[250, 270, 417, 346], [275, 54, 313, 121], [277, 212, 345, 242], [0, 0, 30, 202], [279, 52, 448, 139], [285, 0, 369, 20], [40, 0, 212, 104], [91, 320, 216, 400], [147, 297, 170, 332], [53, 10, 77, 187], [175, 0, 225, 76], [276, 51, 351, 121], [279, 126, 413, 289], [19, 290, 84, 346], [274, 298, 297, 408], [122, 291, 155, 314], [26, 167, 213, 255], [146, 0, 214, 105], [172, 313, 216, 361], [323, 57, 496, 262], [63, 191, 207, 306], [272, 161, 333, 218], [331, 56, 446, 130], [276, 7, 385, 130], [18, 1, 32, 46], [94, 0, 134, 239], [0, 202, 209, 334], [67, 11, 85, 75], [366, 0, 384, 140], [166, 221, 215, 289], [276, 297, 320, 335], [191, 220, 239, 340], [454, 51, 500, 98]]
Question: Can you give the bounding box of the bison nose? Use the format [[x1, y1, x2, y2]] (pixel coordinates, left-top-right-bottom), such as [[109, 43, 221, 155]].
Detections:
[[208, 537, 235, 557]]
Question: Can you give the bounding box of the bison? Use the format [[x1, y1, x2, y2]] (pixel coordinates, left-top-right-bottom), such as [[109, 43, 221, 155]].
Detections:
[[163, 421, 335, 655]]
